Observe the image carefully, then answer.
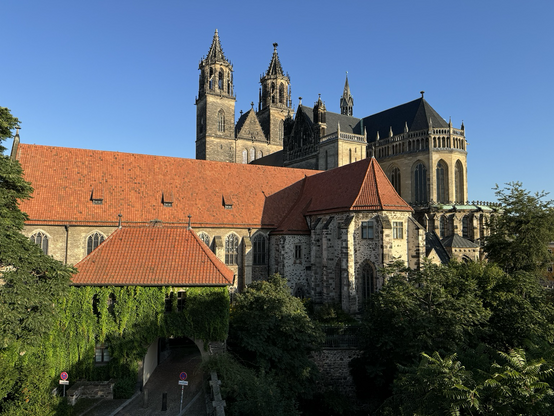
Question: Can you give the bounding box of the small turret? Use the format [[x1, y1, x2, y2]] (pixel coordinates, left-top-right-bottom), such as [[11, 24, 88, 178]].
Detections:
[[340, 72, 354, 116]]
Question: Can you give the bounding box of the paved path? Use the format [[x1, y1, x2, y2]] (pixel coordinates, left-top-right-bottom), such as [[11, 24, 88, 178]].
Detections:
[[82, 344, 207, 416]]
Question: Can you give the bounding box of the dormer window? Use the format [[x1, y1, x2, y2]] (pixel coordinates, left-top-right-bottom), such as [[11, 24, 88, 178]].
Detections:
[[162, 191, 174, 208], [222, 195, 233, 210], [91, 187, 103, 205]]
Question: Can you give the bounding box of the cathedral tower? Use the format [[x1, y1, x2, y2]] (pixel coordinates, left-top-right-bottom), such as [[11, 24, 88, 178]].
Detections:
[[257, 43, 292, 145], [340, 73, 353, 116], [196, 29, 236, 162]]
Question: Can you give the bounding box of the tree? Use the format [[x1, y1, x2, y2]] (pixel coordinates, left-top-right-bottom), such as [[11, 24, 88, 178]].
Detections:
[[391, 349, 554, 415], [352, 260, 554, 410], [0, 107, 74, 412], [228, 274, 324, 397], [485, 182, 554, 274]]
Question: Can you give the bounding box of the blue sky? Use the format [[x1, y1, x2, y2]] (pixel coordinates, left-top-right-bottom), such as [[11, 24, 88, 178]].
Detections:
[[3, 0, 553, 202]]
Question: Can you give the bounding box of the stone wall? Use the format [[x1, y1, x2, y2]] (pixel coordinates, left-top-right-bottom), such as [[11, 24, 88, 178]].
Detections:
[[311, 349, 362, 396]]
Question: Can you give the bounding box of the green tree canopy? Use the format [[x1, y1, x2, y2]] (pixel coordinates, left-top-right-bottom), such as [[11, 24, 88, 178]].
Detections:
[[228, 274, 324, 397], [485, 182, 554, 274]]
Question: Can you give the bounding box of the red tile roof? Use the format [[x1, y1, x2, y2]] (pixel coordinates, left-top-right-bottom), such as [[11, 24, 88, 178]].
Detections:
[[72, 227, 234, 286], [16, 144, 319, 228], [273, 158, 412, 234]]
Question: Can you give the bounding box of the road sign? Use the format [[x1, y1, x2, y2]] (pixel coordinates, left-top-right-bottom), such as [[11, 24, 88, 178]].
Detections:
[[178, 380, 189, 386], [179, 371, 187, 380], [59, 380, 69, 385], [60, 372, 68, 380]]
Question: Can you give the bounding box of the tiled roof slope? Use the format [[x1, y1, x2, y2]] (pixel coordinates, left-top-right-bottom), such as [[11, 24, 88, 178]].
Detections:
[[273, 157, 412, 234], [16, 144, 319, 227], [363, 97, 448, 143], [442, 234, 480, 248], [72, 227, 234, 286]]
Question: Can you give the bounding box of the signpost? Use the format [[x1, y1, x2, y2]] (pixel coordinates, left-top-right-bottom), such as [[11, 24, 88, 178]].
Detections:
[[179, 372, 188, 413], [59, 372, 69, 397]]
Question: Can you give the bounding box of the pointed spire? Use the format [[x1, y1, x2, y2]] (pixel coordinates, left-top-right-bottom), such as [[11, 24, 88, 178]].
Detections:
[[205, 29, 229, 64], [266, 42, 284, 76], [340, 71, 354, 116], [461, 120, 465, 131]]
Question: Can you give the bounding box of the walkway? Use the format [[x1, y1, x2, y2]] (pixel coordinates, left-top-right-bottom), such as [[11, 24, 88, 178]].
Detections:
[[81, 343, 207, 416]]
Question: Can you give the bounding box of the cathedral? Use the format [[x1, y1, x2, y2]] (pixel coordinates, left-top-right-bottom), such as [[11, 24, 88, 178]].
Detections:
[[11, 29, 494, 316], [195, 29, 493, 254]]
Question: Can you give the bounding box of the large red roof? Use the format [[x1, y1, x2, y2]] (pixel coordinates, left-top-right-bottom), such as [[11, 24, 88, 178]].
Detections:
[[16, 144, 318, 228], [72, 227, 234, 286]]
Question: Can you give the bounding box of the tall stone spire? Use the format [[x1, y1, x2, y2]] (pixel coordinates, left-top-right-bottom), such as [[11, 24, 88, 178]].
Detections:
[[205, 29, 229, 64], [259, 43, 291, 111], [340, 72, 354, 116]]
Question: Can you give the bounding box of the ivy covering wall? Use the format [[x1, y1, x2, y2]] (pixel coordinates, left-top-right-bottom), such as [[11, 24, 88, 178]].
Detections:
[[0, 285, 229, 415]]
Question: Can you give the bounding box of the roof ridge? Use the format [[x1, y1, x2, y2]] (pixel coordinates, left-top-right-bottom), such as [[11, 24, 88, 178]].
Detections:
[[351, 158, 376, 209]]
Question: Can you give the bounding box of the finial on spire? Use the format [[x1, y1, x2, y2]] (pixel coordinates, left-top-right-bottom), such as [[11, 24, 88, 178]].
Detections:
[[273, 42, 278, 51], [420, 91, 425, 98], [299, 97, 302, 106], [251, 101, 254, 109]]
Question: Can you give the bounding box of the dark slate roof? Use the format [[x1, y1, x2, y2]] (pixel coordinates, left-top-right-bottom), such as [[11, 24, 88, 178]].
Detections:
[[250, 149, 284, 167], [441, 234, 480, 248], [426, 231, 450, 264], [297, 105, 362, 135], [363, 98, 448, 143]]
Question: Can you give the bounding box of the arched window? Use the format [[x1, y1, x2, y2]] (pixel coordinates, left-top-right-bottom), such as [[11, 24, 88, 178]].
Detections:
[[455, 160, 464, 203], [242, 149, 248, 164], [390, 167, 401, 195], [361, 262, 375, 304], [279, 120, 284, 141], [209, 68, 214, 90], [335, 260, 342, 305], [271, 82, 276, 104], [349, 148, 352, 164], [253, 234, 266, 265], [225, 233, 239, 265], [87, 232, 105, 255], [414, 163, 427, 204], [249, 148, 255, 162], [217, 110, 225, 132], [462, 215, 470, 238], [198, 232, 210, 247], [440, 216, 447, 239], [218, 70, 223, 90], [436, 161, 447, 203], [258, 150, 263, 159], [30, 231, 49, 255], [279, 83, 284, 104]]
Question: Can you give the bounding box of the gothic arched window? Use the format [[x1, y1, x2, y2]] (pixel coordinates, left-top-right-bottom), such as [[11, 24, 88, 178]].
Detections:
[[249, 148, 255, 162], [361, 262, 375, 304], [440, 216, 447, 239], [462, 215, 470, 238], [198, 232, 210, 247], [414, 162, 427, 204], [390, 167, 401, 195], [436, 161, 447, 203], [271, 82, 275, 104], [258, 150, 263, 159], [335, 260, 342, 305], [279, 83, 284, 104], [30, 231, 49, 255], [455, 160, 464, 203], [242, 149, 248, 164], [217, 110, 225, 133], [218, 70, 224, 90], [87, 232, 105, 255], [252, 234, 266, 265], [225, 233, 239, 265]]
